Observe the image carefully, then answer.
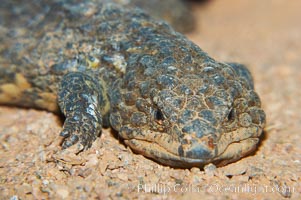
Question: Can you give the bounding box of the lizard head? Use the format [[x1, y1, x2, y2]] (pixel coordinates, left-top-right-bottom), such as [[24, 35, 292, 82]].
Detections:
[[109, 48, 265, 168]]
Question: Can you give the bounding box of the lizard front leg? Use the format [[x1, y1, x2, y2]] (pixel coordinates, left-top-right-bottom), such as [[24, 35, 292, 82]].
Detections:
[[58, 72, 109, 151]]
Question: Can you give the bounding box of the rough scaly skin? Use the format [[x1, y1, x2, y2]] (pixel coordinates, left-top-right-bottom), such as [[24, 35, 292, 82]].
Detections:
[[0, 1, 265, 168]]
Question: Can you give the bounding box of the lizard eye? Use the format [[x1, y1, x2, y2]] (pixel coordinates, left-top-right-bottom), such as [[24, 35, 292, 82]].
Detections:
[[154, 109, 164, 124], [227, 108, 235, 122]]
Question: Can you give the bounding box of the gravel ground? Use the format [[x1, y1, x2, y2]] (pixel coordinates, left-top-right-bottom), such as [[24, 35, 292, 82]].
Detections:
[[0, 0, 300, 199]]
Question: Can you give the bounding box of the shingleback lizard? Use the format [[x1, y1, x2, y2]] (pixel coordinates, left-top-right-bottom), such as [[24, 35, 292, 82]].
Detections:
[[0, 0, 266, 168]]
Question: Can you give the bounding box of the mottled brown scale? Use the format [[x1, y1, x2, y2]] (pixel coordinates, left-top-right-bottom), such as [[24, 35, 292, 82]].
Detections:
[[0, 0, 265, 168]]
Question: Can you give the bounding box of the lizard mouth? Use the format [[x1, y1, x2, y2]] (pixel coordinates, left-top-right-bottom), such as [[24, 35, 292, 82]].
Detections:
[[124, 138, 211, 168], [121, 128, 215, 168], [123, 126, 262, 168]]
